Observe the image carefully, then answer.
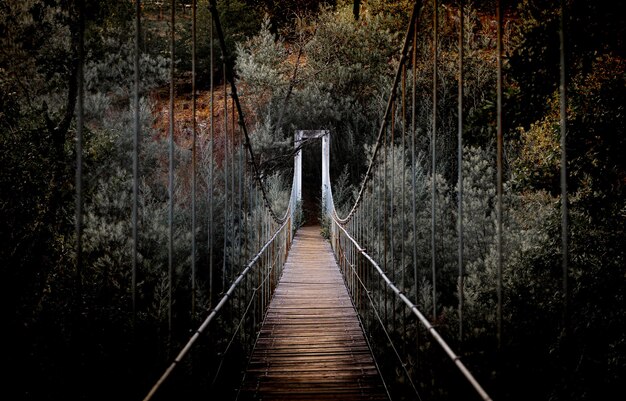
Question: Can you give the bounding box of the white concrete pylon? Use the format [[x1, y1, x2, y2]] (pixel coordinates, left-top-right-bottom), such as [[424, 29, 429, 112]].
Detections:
[[294, 130, 332, 217]]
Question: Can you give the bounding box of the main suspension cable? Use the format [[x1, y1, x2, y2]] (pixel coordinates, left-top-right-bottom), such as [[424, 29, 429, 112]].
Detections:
[[334, 0, 424, 224], [208, 0, 290, 224]]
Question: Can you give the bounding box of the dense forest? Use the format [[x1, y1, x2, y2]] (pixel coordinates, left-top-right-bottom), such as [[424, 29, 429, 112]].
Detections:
[[1, 0, 624, 400]]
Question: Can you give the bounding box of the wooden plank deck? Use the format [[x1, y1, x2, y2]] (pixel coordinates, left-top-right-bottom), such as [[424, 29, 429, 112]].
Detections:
[[239, 226, 388, 401]]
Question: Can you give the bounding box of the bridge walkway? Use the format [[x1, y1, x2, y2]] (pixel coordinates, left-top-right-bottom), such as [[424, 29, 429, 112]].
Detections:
[[239, 226, 388, 401]]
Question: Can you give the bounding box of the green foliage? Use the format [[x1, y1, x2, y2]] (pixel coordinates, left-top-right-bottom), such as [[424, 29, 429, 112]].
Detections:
[[236, 19, 291, 118], [305, 6, 396, 105], [508, 0, 562, 129], [248, 0, 334, 33], [186, 0, 263, 86], [215, 0, 262, 44], [319, 214, 331, 239], [247, 112, 292, 174], [265, 171, 291, 216], [236, 4, 397, 183], [505, 15, 626, 398], [84, 35, 169, 98], [511, 95, 561, 192], [1, 4, 88, 382], [365, 0, 415, 35], [331, 164, 353, 216], [356, 136, 624, 400], [461, 147, 497, 266]]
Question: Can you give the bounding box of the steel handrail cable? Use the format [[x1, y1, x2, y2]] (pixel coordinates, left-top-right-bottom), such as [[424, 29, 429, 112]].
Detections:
[[335, 235, 394, 401], [335, 236, 422, 400], [331, 216, 494, 401], [132, 1, 299, 399], [142, 218, 290, 401], [210, 237, 285, 386]]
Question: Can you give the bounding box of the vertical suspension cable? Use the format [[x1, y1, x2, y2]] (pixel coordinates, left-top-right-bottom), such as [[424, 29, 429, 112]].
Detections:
[[241, 130, 248, 331], [191, 0, 197, 317], [132, 0, 141, 322], [360, 209, 363, 303], [377, 160, 381, 262], [401, 61, 407, 348], [366, 183, 369, 252], [222, 67, 228, 292], [231, 98, 236, 272], [252, 176, 257, 331], [384, 106, 388, 325], [366, 191, 372, 328], [168, 0, 175, 342], [390, 100, 396, 333], [496, 0, 504, 353], [257, 186, 261, 329], [431, 0, 438, 321], [376, 160, 381, 316], [390, 107, 395, 261], [365, 188, 372, 327], [355, 216, 359, 294], [131, 0, 141, 322], [76, 0, 85, 298], [130, 5, 141, 378], [559, 0, 569, 367], [238, 99, 244, 274], [252, 186, 263, 330], [458, 0, 464, 346], [243, 132, 249, 297], [208, 18, 214, 307], [367, 181, 372, 257], [235, 105, 242, 324], [262, 209, 267, 313], [411, 13, 418, 306], [411, 14, 420, 370]]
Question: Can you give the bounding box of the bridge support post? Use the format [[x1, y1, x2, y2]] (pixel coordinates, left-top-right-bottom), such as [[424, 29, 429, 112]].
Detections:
[[321, 133, 332, 217], [294, 129, 331, 221], [294, 131, 303, 207]]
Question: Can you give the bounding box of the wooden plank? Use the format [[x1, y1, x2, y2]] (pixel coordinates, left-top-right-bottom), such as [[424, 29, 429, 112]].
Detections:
[[239, 226, 388, 401]]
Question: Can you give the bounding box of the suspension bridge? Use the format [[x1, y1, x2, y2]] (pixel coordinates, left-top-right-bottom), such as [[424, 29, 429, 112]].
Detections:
[[63, 0, 575, 400]]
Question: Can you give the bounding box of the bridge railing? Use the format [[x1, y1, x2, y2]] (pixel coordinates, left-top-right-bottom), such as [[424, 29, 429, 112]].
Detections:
[[323, 1, 494, 400], [139, 1, 301, 399], [142, 187, 297, 401], [328, 206, 491, 401]]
